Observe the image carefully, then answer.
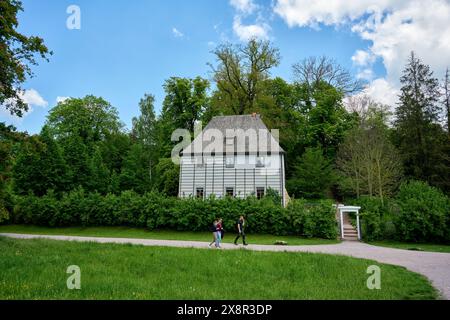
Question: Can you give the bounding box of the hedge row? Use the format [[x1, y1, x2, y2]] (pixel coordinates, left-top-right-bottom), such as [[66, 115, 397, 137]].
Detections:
[[8, 189, 338, 239], [355, 181, 450, 243]]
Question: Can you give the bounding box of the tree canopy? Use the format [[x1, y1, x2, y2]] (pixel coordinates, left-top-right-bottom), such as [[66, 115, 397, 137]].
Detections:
[[0, 0, 51, 117]]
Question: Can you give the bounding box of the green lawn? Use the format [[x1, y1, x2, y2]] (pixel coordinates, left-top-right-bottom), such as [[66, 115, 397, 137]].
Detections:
[[369, 240, 450, 253], [0, 237, 438, 300], [0, 225, 338, 246]]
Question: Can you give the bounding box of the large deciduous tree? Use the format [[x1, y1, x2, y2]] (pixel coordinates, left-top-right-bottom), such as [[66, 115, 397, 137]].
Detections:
[[337, 104, 402, 202], [293, 56, 363, 95], [13, 127, 69, 196], [46, 96, 122, 146], [209, 39, 280, 115], [0, 0, 51, 116]]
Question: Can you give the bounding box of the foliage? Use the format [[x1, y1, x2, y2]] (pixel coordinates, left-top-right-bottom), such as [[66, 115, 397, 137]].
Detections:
[[337, 105, 403, 202], [287, 147, 335, 199], [11, 192, 338, 239], [46, 96, 122, 145], [152, 158, 179, 196], [287, 199, 338, 239], [393, 181, 450, 243], [353, 196, 395, 241], [119, 143, 151, 194], [209, 39, 280, 115], [0, 0, 51, 117], [12, 128, 69, 196], [393, 52, 450, 193]]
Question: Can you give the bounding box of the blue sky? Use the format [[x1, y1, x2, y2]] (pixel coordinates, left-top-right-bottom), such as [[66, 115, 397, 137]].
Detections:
[[5, 0, 447, 134]]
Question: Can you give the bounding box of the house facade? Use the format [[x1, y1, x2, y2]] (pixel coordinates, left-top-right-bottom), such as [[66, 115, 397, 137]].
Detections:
[[179, 114, 287, 206]]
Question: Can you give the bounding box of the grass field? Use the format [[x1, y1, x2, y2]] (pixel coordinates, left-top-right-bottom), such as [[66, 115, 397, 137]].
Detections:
[[368, 241, 450, 253], [0, 237, 438, 300], [0, 225, 339, 246]]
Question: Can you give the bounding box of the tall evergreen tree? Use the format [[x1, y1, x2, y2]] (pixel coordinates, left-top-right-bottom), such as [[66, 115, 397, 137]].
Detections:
[[394, 52, 449, 191], [287, 147, 334, 199]]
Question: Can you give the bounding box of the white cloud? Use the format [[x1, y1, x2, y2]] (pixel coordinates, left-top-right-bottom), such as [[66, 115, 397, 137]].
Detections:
[[233, 16, 270, 41], [352, 50, 375, 67], [20, 89, 48, 108], [0, 88, 47, 122], [172, 27, 184, 38], [230, 0, 257, 15], [229, 0, 270, 41], [361, 78, 400, 107], [357, 68, 375, 81], [56, 96, 70, 103], [273, 0, 450, 105]]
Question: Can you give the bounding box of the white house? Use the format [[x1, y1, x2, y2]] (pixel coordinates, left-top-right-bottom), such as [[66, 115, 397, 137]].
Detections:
[[179, 114, 287, 206]]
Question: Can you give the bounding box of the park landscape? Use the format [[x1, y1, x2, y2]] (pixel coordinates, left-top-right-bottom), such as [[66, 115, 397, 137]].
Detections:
[[1, 0, 450, 300]]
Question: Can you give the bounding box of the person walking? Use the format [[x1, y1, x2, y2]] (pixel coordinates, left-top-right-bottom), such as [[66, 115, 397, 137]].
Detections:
[[234, 215, 247, 246], [208, 219, 218, 248], [215, 218, 223, 249]]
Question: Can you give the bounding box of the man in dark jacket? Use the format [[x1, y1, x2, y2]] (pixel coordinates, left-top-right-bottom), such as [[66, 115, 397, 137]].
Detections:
[[234, 215, 247, 245]]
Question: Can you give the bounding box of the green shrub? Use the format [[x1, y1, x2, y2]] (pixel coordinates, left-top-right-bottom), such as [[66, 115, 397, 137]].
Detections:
[[0, 205, 9, 224], [10, 191, 339, 239], [394, 181, 450, 243], [353, 196, 394, 241]]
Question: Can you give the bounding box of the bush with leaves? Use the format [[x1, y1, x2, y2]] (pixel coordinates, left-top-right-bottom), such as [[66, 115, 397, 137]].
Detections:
[[394, 181, 450, 243], [353, 196, 394, 241], [11, 191, 339, 239]]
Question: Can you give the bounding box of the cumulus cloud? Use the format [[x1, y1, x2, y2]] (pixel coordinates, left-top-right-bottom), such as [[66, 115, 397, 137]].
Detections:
[[172, 27, 184, 38], [273, 0, 450, 106], [230, 0, 257, 15], [361, 78, 400, 107], [233, 16, 270, 41], [229, 0, 270, 41], [20, 89, 48, 108], [0, 88, 48, 122], [352, 49, 375, 67]]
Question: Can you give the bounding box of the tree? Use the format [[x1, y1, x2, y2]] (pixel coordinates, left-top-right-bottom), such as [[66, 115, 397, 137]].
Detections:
[[0, 0, 51, 117], [132, 94, 157, 147], [337, 105, 402, 202], [13, 127, 69, 196], [156, 77, 209, 160], [46, 96, 122, 146], [287, 147, 335, 199], [209, 39, 280, 115], [161, 77, 209, 133], [293, 56, 363, 95], [60, 135, 90, 190], [119, 143, 152, 194], [0, 122, 25, 220], [86, 147, 110, 195], [394, 52, 449, 190], [132, 94, 158, 183], [442, 67, 450, 134], [153, 158, 179, 197], [303, 81, 358, 160]]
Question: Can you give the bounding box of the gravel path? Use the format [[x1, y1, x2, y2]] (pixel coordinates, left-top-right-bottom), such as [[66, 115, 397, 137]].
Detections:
[[1, 232, 449, 299]]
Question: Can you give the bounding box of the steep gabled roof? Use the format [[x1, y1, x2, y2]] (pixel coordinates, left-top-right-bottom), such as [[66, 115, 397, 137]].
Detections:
[[181, 114, 284, 155]]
